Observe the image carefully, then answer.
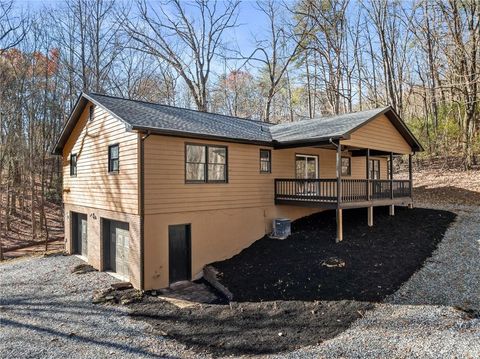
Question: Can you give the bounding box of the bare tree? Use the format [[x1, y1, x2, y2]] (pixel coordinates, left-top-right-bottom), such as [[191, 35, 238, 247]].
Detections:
[[122, 0, 239, 112], [0, 0, 27, 54], [244, 0, 309, 122], [437, 0, 479, 168]]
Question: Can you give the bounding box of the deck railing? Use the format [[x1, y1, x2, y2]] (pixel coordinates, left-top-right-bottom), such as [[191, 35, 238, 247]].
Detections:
[[274, 178, 411, 205]]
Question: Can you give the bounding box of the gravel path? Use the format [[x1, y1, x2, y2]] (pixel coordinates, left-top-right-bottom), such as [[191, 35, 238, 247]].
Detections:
[[0, 255, 203, 359], [282, 204, 480, 359]]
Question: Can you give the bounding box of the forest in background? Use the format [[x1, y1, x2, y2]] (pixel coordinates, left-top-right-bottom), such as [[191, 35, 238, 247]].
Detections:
[[0, 0, 479, 257]]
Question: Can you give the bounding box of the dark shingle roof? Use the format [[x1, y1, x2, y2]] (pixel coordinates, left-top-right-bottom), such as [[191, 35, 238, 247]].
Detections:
[[87, 93, 273, 143], [52, 93, 422, 154], [270, 108, 389, 143]]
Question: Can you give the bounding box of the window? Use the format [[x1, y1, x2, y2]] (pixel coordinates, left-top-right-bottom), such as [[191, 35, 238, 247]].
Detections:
[[369, 159, 380, 179], [70, 154, 77, 177], [260, 149, 271, 173], [89, 105, 94, 121], [108, 144, 119, 173], [295, 154, 318, 179], [185, 144, 227, 183], [341, 157, 351, 176]]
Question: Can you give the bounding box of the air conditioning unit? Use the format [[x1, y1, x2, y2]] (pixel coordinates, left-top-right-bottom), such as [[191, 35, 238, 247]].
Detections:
[[271, 218, 291, 240]]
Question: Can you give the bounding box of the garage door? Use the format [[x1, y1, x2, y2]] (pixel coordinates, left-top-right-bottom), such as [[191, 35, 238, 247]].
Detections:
[[104, 220, 129, 279], [72, 212, 87, 257]]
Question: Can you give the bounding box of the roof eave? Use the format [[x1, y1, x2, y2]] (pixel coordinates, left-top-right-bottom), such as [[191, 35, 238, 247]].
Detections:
[[273, 135, 344, 149], [51, 92, 135, 156], [51, 93, 88, 155]]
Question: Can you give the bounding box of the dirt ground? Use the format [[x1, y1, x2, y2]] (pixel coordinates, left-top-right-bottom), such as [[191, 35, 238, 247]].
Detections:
[[3, 241, 64, 259], [396, 163, 480, 206], [412, 169, 480, 206], [130, 207, 456, 356], [0, 199, 64, 256]]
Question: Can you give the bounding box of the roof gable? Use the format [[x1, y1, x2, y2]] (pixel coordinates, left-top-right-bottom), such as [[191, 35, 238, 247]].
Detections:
[[342, 113, 413, 154]]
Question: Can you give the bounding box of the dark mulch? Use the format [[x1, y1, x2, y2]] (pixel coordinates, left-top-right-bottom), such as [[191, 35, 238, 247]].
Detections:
[[130, 206, 455, 357], [213, 207, 456, 302], [130, 297, 372, 356]]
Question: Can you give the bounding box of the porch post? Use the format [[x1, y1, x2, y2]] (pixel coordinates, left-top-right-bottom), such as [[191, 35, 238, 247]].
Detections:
[[389, 152, 394, 216], [336, 208, 343, 242], [408, 153, 413, 209], [366, 148, 373, 226], [336, 141, 343, 242], [366, 149, 370, 201], [368, 206, 373, 227]]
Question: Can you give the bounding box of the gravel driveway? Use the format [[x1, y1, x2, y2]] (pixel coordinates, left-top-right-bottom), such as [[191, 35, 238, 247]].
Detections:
[[0, 255, 201, 359], [1, 204, 479, 359], [284, 204, 480, 359]]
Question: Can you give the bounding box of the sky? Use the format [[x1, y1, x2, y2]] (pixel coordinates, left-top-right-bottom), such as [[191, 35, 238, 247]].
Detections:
[[14, 0, 277, 77], [17, 0, 271, 53], [16, 0, 268, 59]]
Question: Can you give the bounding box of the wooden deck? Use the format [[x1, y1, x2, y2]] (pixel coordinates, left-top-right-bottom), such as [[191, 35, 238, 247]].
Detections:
[[274, 178, 412, 209]]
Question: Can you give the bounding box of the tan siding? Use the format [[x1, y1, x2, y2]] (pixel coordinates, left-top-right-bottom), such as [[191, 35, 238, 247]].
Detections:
[[62, 105, 139, 215], [144, 135, 388, 215], [349, 156, 388, 179], [342, 114, 412, 154], [144, 135, 350, 214]]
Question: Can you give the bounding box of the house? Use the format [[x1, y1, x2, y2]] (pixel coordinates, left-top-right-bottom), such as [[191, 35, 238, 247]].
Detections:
[[52, 93, 423, 290]]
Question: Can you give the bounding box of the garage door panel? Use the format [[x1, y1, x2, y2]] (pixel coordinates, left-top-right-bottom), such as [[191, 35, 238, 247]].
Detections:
[[105, 219, 130, 280], [72, 212, 88, 257]]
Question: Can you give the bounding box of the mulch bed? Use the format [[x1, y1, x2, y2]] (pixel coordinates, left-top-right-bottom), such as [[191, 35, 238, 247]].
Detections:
[[130, 206, 456, 357], [213, 207, 456, 302], [131, 298, 372, 356]]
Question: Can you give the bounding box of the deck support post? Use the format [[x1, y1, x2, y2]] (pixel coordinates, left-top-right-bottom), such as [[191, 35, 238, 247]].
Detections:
[[408, 153, 413, 208], [366, 149, 370, 201], [389, 204, 395, 216], [336, 141, 342, 204], [336, 208, 343, 242], [368, 206, 373, 227], [336, 142, 343, 243], [390, 152, 394, 199]]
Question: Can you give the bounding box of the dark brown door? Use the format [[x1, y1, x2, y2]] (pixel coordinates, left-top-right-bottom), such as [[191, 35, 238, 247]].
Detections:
[[169, 224, 191, 284], [72, 212, 87, 257]]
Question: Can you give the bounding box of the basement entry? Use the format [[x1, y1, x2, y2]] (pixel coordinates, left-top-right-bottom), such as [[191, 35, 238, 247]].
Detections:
[[103, 219, 130, 280], [72, 212, 88, 257], [169, 224, 191, 284]]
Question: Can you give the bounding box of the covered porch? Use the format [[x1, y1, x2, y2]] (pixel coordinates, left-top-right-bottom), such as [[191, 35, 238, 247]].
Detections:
[[274, 144, 415, 242], [270, 106, 422, 242]]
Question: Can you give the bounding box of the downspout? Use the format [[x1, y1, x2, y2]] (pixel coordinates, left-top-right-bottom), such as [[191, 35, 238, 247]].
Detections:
[[329, 138, 339, 149], [139, 131, 151, 290]]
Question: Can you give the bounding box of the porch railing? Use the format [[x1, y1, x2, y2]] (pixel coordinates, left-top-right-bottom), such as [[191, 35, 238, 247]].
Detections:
[[274, 178, 411, 204]]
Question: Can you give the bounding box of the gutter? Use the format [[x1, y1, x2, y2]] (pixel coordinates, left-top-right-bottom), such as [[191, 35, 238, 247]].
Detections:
[[131, 125, 273, 147], [139, 131, 151, 290], [272, 135, 344, 149]]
